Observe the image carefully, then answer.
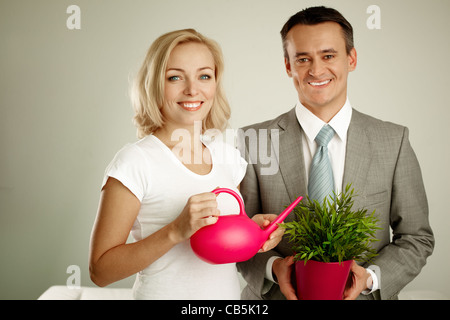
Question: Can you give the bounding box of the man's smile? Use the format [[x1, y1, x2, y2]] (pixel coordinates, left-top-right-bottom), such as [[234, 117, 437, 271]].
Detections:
[[308, 79, 332, 87]]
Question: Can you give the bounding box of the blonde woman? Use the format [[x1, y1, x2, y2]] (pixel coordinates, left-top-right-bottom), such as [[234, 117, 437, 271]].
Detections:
[[89, 29, 283, 300]]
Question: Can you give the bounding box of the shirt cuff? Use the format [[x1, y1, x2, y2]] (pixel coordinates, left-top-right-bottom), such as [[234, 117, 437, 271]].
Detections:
[[265, 256, 282, 283], [361, 266, 380, 295]]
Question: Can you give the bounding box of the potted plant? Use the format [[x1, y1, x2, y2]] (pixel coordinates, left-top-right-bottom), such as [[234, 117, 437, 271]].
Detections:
[[281, 184, 380, 300]]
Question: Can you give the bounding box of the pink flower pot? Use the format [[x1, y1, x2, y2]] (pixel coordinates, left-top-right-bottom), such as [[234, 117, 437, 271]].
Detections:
[[295, 259, 353, 300]]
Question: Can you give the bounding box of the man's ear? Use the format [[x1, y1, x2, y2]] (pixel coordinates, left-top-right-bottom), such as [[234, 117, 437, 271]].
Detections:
[[348, 48, 357, 72], [285, 57, 292, 77]]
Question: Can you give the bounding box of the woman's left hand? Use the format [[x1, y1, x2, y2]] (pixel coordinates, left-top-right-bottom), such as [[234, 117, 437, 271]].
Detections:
[[251, 214, 285, 252]]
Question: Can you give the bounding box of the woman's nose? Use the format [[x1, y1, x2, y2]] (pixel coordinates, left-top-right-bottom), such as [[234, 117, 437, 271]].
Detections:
[[183, 79, 199, 96]]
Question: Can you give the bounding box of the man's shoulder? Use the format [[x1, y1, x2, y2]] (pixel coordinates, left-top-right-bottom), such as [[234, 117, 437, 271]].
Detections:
[[240, 107, 296, 131], [352, 109, 406, 134], [239, 107, 407, 136]]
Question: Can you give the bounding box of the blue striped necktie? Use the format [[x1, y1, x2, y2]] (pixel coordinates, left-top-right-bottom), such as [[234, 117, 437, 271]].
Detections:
[[308, 124, 335, 204]]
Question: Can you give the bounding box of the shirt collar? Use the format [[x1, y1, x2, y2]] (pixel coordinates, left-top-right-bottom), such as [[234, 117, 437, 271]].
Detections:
[[295, 98, 352, 144]]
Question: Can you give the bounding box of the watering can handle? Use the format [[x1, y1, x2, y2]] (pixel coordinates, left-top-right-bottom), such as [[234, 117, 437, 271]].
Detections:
[[211, 188, 246, 216]]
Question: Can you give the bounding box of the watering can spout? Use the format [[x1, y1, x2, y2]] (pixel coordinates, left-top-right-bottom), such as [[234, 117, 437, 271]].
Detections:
[[262, 195, 303, 236]]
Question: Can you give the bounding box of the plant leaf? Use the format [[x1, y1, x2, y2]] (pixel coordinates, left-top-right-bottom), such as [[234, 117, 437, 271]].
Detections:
[[282, 184, 381, 264]]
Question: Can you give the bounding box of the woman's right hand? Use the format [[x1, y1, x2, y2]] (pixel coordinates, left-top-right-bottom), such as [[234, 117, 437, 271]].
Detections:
[[169, 192, 220, 243]]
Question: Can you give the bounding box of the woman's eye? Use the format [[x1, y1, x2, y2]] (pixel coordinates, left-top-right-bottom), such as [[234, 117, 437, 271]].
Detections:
[[168, 76, 180, 81], [200, 74, 211, 80]]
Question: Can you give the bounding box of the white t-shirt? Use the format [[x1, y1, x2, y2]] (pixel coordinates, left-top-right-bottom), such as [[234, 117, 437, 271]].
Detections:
[[102, 134, 247, 300]]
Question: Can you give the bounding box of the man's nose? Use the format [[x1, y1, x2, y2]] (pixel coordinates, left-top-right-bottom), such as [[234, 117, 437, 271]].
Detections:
[[309, 60, 326, 77]]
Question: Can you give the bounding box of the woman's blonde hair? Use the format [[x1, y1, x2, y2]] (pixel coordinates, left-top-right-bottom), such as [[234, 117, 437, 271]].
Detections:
[[131, 29, 230, 138]]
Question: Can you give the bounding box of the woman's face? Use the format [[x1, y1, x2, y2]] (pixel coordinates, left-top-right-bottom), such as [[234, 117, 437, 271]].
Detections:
[[162, 42, 216, 131]]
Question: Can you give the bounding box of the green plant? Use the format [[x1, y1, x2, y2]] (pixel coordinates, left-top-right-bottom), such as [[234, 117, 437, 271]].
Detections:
[[281, 184, 381, 264]]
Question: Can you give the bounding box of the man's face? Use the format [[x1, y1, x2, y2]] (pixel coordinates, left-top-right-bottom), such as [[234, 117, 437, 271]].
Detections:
[[284, 22, 357, 118]]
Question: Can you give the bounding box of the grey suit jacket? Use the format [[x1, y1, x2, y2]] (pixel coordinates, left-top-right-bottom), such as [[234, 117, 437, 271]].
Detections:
[[236, 107, 434, 300]]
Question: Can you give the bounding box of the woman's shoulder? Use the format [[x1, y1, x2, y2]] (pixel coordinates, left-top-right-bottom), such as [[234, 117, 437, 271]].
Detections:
[[111, 135, 159, 165], [203, 134, 237, 155], [204, 133, 247, 168]]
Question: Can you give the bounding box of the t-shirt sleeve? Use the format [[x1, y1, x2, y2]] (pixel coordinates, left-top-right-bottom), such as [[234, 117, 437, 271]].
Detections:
[[101, 144, 149, 201]]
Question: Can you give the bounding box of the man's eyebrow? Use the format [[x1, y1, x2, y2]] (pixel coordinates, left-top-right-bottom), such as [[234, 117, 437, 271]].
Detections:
[[295, 52, 309, 58], [295, 48, 338, 57], [321, 48, 338, 54]]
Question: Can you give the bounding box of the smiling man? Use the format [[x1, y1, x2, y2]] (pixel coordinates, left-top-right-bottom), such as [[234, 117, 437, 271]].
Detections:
[[237, 6, 434, 300], [284, 21, 356, 123]]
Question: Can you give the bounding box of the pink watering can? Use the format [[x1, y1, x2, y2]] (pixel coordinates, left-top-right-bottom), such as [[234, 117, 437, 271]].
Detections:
[[190, 188, 303, 264]]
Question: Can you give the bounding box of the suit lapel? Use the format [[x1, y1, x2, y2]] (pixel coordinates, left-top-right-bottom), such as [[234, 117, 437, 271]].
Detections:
[[274, 108, 308, 202], [269, 108, 372, 201], [343, 109, 372, 195]]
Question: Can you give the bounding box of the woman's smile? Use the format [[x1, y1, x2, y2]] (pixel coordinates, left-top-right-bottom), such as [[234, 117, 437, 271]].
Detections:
[[178, 101, 204, 111]]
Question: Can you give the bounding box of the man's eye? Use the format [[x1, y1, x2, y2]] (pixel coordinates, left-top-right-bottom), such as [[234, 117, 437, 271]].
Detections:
[[324, 55, 334, 60], [296, 58, 309, 63]]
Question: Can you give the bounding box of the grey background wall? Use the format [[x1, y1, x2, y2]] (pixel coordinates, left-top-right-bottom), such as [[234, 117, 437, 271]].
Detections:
[[1, 0, 449, 299]]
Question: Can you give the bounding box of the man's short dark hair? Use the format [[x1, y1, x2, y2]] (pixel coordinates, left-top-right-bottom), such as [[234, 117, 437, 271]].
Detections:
[[280, 6, 354, 58]]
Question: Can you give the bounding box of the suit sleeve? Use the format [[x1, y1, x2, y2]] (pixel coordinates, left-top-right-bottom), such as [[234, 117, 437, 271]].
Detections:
[[372, 127, 434, 299], [236, 129, 282, 299]]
